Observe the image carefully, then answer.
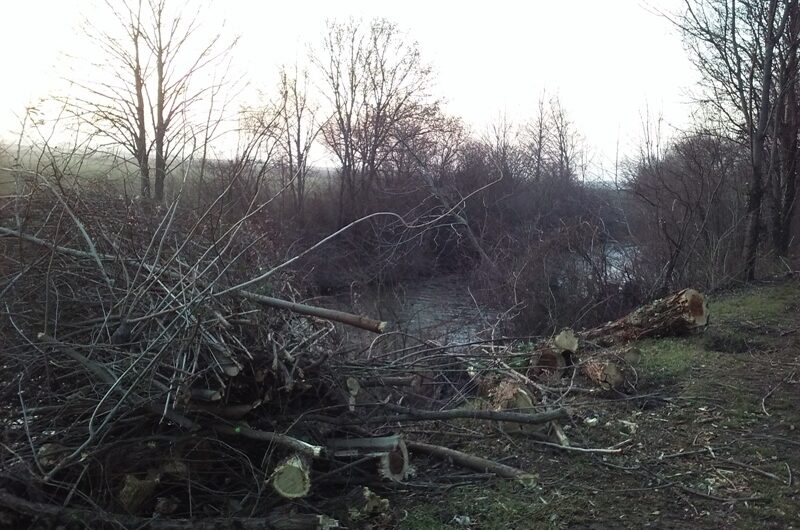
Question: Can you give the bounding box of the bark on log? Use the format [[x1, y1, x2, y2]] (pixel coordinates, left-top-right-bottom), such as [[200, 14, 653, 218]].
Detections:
[[524, 290, 708, 391], [325, 435, 412, 482], [581, 288, 709, 346], [271, 454, 312, 499], [240, 290, 387, 334]]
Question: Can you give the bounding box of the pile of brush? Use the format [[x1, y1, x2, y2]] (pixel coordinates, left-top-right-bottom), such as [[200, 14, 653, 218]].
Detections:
[[1, 188, 575, 529]]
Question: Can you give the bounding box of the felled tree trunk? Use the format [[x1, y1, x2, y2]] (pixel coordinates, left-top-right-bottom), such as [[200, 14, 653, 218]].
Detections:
[[523, 289, 708, 392], [581, 288, 709, 346]]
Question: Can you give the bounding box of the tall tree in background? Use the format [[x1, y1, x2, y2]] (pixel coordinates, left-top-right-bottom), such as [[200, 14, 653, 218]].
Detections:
[[314, 18, 434, 225], [770, 0, 800, 257], [72, 0, 234, 201], [276, 65, 320, 221], [679, 0, 794, 279]]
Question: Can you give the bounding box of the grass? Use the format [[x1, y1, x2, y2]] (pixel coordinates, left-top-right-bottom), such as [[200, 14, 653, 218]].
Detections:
[[711, 281, 800, 325], [637, 336, 711, 383], [393, 280, 800, 530]]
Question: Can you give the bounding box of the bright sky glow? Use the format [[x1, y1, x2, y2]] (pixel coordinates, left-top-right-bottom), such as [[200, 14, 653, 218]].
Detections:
[[0, 0, 698, 175]]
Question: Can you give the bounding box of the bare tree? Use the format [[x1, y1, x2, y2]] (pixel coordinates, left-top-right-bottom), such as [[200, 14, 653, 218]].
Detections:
[[69, 0, 235, 201], [678, 0, 793, 279], [314, 18, 434, 225], [275, 65, 320, 221], [769, 0, 800, 256]]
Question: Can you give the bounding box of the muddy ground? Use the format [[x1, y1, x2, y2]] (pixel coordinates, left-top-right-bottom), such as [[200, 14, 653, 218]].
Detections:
[[393, 281, 800, 530]]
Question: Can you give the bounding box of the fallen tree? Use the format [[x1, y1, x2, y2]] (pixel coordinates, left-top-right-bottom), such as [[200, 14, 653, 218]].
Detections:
[[581, 288, 709, 345], [525, 289, 709, 391]]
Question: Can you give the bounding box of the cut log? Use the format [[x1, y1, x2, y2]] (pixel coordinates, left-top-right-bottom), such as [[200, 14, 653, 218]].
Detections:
[[325, 435, 411, 482], [579, 347, 640, 392], [271, 454, 312, 499], [118, 469, 161, 513], [487, 379, 539, 433], [581, 288, 709, 346], [554, 328, 579, 353], [527, 329, 578, 381], [379, 438, 411, 482], [240, 290, 387, 334]]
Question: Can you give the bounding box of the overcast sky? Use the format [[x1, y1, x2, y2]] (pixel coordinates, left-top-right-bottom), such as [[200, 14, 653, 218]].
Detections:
[[0, 0, 698, 175]]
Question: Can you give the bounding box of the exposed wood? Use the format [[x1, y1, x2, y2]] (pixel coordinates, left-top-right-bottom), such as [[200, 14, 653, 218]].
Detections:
[[407, 441, 534, 480], [524, 288, 705, 391], [581, 288, 709, 346], [487, 379, 541, 434], [326, 435, 411, 482], [554, 328, 579, 353], [271, 454, 312, 499], [527, 328, 579, 381], [579, 347, 641, 392], [378, 438, 411, 482]]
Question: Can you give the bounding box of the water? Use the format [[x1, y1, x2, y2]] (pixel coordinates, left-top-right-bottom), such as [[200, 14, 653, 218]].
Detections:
[[326, 274, 494, 345]]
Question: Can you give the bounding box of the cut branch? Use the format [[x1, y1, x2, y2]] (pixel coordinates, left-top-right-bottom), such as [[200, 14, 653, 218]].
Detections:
[[406, 441, 533, 480]]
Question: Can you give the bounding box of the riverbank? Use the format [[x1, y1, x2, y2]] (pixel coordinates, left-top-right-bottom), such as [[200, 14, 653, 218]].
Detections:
[[396, 280, 800, 529]]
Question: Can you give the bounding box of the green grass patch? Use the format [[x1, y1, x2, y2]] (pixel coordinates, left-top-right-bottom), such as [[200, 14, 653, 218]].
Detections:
[[711, 282, 800, 325], [637, 337, 712, 383]]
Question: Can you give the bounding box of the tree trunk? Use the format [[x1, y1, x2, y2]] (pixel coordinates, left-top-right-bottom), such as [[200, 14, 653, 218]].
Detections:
[[773, 0, 800, 257], [133, 29, 150, 199], [581, 288, 709, 346], [744, 0, 782, 280], [154, 35, 166, 202]]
